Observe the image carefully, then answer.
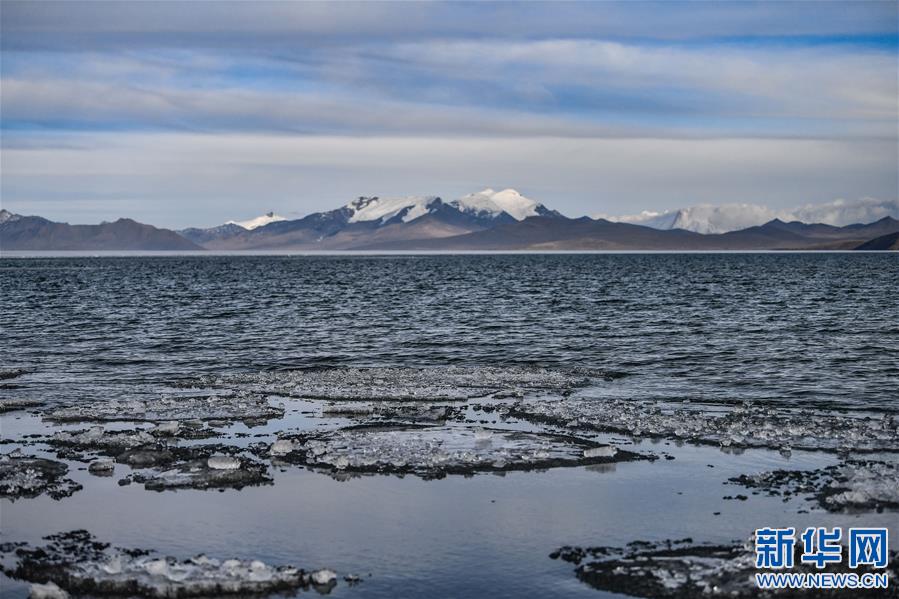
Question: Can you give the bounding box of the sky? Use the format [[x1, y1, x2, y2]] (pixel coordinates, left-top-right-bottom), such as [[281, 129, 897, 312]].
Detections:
[[1, 1, 897, 229]]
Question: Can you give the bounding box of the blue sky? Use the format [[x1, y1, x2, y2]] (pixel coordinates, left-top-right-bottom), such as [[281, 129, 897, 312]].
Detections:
[[1, 1, 897, 228]]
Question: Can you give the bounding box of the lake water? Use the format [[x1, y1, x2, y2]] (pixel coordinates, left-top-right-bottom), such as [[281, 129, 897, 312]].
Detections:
[[1, 253, 897, 598]]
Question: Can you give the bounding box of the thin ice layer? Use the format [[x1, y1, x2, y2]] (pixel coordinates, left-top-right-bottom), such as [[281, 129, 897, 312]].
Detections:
[[270, 424, 638, 477], [510, 398, 899, 452], [45, 394, 284, 423], [228, 366, 599, 401]]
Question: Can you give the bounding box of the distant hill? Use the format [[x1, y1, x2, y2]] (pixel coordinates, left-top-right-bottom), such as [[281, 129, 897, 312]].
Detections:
[[3, 199, 897, 252], [353, 215, 899, 251], [0, 210, 201, 251], [854, 231, 899, 251], [181, 189, 562, 250]]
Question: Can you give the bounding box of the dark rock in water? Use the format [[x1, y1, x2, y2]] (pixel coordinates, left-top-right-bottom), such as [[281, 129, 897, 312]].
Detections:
[[553, 538, 899, 598], [0, 452, 82, 500], [0, 530, 340, 597]]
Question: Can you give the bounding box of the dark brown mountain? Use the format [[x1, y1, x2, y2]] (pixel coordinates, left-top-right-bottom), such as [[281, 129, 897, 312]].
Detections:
[[854, 231, 899, 251], [0, 210, 201, 251], [354, 216, 899, 251]]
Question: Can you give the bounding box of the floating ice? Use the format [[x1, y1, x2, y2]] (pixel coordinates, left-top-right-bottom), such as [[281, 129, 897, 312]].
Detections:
[[51, 426, 156, 454], [132, 455, 271, 492], [730, 459, 899, 512], [45, 394, 283, 424], [311, 569, 337, 585], [28, 582, 69, 599], [269, 439, 296, 457], [0, 452, 81, 501], [208, 366, 600, 402], [154, 421, 180, 435], [0, 398, 43, 413], [268, 425, 639, 478], [551, 537, 899, 597], [510, 398, 899, 452], [207, 455, 241, 470], [87, 459, 115, 476], [583, 446, 617, 458], [1, 530, 340, 597]]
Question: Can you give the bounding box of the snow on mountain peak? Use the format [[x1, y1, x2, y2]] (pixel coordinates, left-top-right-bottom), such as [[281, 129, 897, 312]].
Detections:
[[346, 195, 440, 224], [452, 188, 541, 221], [227, 212, 286, 230], [0, 209, 20, 225]]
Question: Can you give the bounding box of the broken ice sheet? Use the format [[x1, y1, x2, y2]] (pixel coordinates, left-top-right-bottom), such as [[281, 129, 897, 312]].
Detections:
[[193, 366, 605, 402], [0, 451, 82, 501], [551, 538, 899, 598], [264, 424, 643, 478], [0, 398, 44, 414], [128, 454, 272, 492], [509, 398, 899, 452], [0, 530, 341, 597], [45, 393, 284, 424], [730, 459, 899, 512]]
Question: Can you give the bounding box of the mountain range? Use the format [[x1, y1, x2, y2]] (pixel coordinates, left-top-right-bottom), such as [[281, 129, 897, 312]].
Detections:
[[2, 189, 898, 251]]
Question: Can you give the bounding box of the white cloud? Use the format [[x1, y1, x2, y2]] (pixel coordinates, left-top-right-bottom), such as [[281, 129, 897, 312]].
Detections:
[[2, 132, 896, 228]]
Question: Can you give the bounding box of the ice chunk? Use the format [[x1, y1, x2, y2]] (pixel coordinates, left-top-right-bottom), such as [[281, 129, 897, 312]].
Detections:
[[207, 455, 241, 470], [311, 569, 337, 585], [29, 582, 69, 599], [583, 446, 617, 458], [88, 459, 115, 475], [269, 439, 296, 457]]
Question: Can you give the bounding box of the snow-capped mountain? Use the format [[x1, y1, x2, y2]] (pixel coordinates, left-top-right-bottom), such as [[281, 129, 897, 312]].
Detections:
[[342, 189, 553, 226], [227, 212, 286, 230], [452, 188, 551, 221], [601, 198, 899, 234], [178, 188, 560, 249], [345, 196, 441, 224], [0, 209, 21, 225]]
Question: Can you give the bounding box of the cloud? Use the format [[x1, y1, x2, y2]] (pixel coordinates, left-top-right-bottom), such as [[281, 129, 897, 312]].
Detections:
[[1, 2, 895, 225], [602, 198, 899, 233], [3, 1, 895, 49], [2, 132, 896, 228]]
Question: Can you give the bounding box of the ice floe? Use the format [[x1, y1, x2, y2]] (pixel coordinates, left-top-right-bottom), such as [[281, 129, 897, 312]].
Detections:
[[0, 398, 43, 413], [0, 451, 82, 501], [264, 425, 642, 478], [207, 366, 603, 401], [510, 398, 899, 452], [730, 459, 899, 512], [551, 537, 898, 597], [45, 394, 283, 424], [0, 530, 340, 597]]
